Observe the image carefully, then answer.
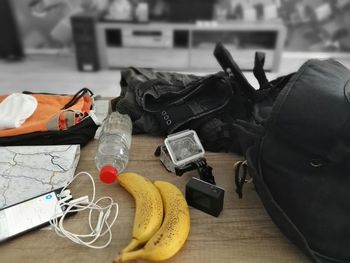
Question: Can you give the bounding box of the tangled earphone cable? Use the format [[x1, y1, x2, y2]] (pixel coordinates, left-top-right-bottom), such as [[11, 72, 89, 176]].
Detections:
[[49, 171, 119, 249]]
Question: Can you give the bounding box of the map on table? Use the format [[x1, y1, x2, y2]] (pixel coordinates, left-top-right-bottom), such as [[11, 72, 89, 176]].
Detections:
[[0, 145, 80, 209]]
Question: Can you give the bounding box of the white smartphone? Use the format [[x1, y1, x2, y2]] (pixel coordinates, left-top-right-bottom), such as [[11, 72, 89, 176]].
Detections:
[[0, 190, 66, 243]]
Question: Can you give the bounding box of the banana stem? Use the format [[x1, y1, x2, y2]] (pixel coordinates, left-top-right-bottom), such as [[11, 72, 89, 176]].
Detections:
[[121, 238, 140, 253], [115, 249, 145, 262]]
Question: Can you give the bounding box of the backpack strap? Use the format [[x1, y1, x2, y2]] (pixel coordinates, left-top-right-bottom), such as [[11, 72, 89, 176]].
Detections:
[[234, 160, 249, 198], [153, 86, 232, 134], [214, 42, 255, 100], [253, 52, 271, 90], [62, 87, 94, 110]]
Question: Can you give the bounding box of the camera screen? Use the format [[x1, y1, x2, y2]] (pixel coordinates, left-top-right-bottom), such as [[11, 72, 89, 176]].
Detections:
[[168, 133, 203, 162], [190, 190, 212, 210]]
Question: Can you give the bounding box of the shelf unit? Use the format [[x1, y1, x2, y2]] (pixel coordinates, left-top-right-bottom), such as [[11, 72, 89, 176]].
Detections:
[[96, 21, 286, 71]]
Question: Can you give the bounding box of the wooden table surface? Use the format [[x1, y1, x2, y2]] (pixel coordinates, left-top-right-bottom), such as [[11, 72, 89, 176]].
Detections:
[[0, 135, 311, 263]]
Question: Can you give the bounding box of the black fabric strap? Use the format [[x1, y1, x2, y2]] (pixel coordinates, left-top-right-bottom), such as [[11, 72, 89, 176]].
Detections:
[[154, 103, 201, 133], [253, 52, 271, 90], [62, 88, 94, 110], [214, 42, 255, 99], [234, 160, 248, 199]]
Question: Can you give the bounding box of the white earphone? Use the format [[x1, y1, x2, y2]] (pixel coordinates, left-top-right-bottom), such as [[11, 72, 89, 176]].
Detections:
[[58, 189, 71, 198], [50, 171, 119, 249]]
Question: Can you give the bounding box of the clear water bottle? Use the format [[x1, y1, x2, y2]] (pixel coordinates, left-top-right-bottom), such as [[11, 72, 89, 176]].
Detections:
[[95, 111, 132, 184]]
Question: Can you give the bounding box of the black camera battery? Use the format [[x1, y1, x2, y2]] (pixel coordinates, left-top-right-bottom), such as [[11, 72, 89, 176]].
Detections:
[[185, 177, 225, 217]]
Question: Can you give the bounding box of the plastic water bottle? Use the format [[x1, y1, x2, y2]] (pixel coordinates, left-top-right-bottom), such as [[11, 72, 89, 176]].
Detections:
[[95, 111, 132, 184]]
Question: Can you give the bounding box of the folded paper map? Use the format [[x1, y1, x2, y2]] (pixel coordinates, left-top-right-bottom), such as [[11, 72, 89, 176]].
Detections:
[[0, 145, 80, 209]]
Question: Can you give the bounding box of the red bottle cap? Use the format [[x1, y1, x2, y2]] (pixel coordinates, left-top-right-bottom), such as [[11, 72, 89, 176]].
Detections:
[[99, 165, 118, 184]]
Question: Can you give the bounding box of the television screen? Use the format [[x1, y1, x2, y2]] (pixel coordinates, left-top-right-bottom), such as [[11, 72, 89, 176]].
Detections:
[[165, 0, 215, 22]]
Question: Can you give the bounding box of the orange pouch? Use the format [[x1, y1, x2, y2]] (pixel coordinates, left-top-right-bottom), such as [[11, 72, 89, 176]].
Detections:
[[0, 88, 98, 147]]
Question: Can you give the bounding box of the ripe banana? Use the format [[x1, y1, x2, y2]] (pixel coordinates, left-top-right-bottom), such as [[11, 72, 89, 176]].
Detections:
[[116, 180, 190, 262], [118, 172, 164, 253]]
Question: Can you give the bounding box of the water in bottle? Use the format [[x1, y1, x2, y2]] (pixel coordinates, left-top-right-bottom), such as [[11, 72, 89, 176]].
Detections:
[[95, 111, 132, 184]]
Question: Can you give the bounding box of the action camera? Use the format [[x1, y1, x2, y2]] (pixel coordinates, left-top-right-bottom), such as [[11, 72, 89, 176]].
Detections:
[[155, 130, 225, 217]]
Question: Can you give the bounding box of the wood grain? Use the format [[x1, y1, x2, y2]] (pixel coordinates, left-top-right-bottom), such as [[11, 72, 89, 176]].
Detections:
[[0, 134, 310, 263]]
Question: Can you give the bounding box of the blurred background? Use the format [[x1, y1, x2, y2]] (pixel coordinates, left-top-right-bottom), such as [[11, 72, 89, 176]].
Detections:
[[1, 0, 350, 96], [10, 0, 350, 52]]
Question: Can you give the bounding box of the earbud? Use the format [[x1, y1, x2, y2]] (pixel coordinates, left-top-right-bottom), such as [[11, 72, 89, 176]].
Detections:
[[58, 189, 71, 198], [58, 194, 73, 204]]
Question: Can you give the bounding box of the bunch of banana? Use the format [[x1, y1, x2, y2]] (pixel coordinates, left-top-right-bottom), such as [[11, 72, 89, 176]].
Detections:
[[115, 173, 190, 262]]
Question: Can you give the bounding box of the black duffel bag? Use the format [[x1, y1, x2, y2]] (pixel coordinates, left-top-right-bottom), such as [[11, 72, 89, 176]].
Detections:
[[235, 58, 350, 263]]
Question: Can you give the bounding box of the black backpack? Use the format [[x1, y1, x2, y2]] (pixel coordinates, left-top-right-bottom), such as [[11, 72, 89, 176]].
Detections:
[[235, 57, 350, 263]]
